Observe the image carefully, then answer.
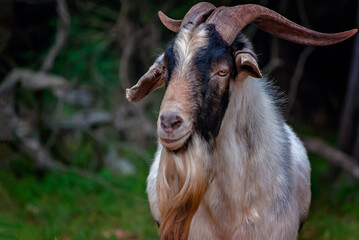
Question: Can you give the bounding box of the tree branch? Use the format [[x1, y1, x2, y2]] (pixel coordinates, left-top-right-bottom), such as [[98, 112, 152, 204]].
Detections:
[[303, 137, 359, 179], [1, 99, 145, 200], [40, 0, 70, 73], [338, 0, 359, 157], [261, 37, 284, 74], [286, 46, 314, 116], [0, 69, 68, 94]]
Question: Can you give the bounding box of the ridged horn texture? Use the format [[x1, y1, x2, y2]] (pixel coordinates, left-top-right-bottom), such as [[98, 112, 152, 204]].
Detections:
[[206, 4, 358, 46], [158, 2, 216, 32]]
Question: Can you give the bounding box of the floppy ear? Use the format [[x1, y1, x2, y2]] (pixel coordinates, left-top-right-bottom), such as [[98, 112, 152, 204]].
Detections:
[[126, 54, 166, 103], [235, 51, 262, 78]]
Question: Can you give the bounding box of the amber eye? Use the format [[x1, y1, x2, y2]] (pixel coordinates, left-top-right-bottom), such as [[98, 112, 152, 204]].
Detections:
[[218, 70, 228, 76]]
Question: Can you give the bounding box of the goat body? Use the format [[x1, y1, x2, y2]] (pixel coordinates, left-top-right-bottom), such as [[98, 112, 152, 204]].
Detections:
[[126, 2, 357, 240], [144, 26, 310, 239], [147, 74, 310, 240]]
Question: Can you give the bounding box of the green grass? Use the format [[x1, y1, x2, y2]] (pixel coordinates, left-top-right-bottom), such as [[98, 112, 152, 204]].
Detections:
[[299, 152, 359, 240], [0, 161, 158, 240], [1, 146, 359, 240]]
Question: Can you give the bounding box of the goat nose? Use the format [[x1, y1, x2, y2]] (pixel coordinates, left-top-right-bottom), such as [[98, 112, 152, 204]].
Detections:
[[160, 112, 183, 133]]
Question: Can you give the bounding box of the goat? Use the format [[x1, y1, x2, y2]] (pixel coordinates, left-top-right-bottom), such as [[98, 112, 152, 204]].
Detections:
[[126, 2, 357, 240]]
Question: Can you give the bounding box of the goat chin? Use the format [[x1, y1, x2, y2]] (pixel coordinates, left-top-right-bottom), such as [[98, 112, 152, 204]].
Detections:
[[157, 134, 212, 240]]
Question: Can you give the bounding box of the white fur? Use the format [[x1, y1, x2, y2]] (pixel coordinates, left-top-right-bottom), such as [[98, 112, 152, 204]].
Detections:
[[173, 24, 209, 76], [147, 74, 311, 239], [146, 144, 162, 222]]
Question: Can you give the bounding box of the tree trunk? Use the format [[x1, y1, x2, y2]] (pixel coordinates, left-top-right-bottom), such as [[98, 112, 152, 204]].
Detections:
[[339, 0, 359, 160]]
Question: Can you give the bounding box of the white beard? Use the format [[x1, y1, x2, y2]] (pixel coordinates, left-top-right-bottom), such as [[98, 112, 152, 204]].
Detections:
[[156, 134, 212, 240]]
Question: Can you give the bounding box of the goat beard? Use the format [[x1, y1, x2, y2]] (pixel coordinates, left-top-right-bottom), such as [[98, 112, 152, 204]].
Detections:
[[157, 134, 212, 240]]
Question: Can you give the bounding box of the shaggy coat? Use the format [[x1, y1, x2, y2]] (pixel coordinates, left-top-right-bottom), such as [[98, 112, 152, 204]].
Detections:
[[144, 23, 311, 240], [126, 3, 356, 239]]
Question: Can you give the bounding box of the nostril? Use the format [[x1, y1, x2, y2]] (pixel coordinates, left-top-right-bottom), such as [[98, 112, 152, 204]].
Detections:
[[160, 112, 184, 133], [171, 117, 183, 130]]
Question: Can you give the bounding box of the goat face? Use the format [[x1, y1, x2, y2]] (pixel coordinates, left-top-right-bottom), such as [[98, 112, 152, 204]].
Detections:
[[159, 23, 234, 150], [126, 3, 357, 119], [127, 23, 261, 151]]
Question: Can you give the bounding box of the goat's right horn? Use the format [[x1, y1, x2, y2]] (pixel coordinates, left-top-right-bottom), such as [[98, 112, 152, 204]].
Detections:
[[158, 11, 181, 32], [159, 2, 216, 32], [206, 4, 357, 46]]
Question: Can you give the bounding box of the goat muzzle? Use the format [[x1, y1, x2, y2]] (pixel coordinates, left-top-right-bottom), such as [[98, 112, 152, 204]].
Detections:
[[160, 112, 184, 133], [158, 111, 192, 151]]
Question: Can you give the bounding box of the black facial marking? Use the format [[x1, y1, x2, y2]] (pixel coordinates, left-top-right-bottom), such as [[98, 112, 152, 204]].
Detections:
[[193, 30, 259, 141], [164, 39, 176, 88], [192, 25, 233, 141], [231, 34, 256, 58], [161, 25, 258, 143]]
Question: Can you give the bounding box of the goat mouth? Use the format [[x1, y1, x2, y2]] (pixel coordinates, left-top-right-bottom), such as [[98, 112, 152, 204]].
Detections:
[[159, 131, 192, 151]]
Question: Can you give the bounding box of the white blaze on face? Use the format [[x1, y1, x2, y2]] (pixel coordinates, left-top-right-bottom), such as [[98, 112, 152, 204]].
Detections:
[[173, 24, 210, 76]]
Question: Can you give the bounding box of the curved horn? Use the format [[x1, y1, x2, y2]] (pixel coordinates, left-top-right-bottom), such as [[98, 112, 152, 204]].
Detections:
[[206, 4, 357, 46], [158, 11, 181, 32], [158, 2, 216, 32]]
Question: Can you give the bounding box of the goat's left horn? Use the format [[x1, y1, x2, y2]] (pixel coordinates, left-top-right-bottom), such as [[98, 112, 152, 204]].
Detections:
[[206, 4, 357, 46], [159, 2, 216, 32]]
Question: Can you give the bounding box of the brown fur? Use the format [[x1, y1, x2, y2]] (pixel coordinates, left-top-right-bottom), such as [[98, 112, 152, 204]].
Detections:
[[161, 77, 192, 118], [157, 135, 212, 240]]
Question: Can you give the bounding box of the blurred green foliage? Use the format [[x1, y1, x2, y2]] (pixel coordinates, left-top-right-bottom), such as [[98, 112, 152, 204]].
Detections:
[[300, 153, 359, 240], [0, 150, 158, 240]]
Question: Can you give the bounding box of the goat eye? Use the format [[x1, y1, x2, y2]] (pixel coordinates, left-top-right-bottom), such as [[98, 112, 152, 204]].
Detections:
[[218, 70, 228, 76]]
